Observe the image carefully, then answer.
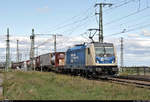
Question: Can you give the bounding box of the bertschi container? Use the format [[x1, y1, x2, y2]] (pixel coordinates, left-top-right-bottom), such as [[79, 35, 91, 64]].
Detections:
[[35, 56, 40, 68], [39, 53, 51, 67], [55, 52, 65, 67]]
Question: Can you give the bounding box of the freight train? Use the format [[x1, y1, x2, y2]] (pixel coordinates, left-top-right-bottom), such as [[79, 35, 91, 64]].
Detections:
[[12, 42, 118, 76]]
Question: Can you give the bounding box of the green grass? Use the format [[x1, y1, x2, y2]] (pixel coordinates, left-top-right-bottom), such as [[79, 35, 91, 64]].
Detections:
[[2, 71, 150, 100]]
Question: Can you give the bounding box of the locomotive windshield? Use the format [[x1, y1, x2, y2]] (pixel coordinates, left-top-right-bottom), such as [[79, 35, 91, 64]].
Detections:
[[95, 47, 114, 57], [94, 43, 115, 64]]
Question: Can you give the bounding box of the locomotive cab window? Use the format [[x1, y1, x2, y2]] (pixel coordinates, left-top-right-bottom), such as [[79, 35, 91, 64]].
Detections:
[[95, 47, 114, 57], [94, 45, 115, 64]]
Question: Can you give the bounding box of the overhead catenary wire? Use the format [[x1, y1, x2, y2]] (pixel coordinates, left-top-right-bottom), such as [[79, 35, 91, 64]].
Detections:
[[35, 34, 63, 49], [35, 38, 52, 48], [77, 0, 136, 42], [105, 22, 150, 37], [62, 14, 96, 36], [104, 6, 150, 26], [48, 0, 102, 34], [61, 1, 101, 36], [125, 20, 150, 29], [104, 12, 150, 30], [49, 15, 95, 33], [80, 33, 90, 41], [63, 21, 89, 35], [121, 37, 150, 41], [104, 0, 136, 13], [48, 4, 95, 32]]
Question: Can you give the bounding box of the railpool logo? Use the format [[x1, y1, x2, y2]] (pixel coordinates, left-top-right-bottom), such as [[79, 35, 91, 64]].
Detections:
[[70, 54, 79, 63]]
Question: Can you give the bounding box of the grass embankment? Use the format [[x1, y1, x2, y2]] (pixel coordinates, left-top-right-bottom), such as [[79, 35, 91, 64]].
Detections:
[[2, 71, 150, 100], [0, 70, 3, 100]]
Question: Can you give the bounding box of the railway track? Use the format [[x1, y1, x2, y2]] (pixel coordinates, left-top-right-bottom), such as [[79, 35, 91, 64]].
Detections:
[[38, 68, 150, 89], [106, 76, 150, 89], [114, 75, 150, 82]]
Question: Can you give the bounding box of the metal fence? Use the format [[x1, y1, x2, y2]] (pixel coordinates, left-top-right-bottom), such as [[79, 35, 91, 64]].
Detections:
[[121, 67, 150, 76]]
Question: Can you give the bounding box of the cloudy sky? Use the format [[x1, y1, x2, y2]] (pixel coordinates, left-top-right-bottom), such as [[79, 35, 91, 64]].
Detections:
[[0, 0, 150, 66]]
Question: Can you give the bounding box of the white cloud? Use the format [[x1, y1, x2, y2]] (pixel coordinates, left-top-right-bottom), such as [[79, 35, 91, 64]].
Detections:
[[37, 6, 49, 13], [0, 42, 6, 48], [127, 33, 140, 38], [142, 29, 150, 36], [126, 38, 150, 48]]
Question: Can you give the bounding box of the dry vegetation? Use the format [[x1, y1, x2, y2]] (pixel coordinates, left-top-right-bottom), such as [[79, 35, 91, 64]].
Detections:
[[2, 71, 150, 100]]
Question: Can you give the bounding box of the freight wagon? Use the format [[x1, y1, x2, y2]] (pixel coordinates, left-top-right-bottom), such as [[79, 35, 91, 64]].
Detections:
[[38, 53, 52, 71], [12, 62, 19, 69], [51, 52, 65, 72], [12, 61, 24, 69], [35, 52, 65, 71]]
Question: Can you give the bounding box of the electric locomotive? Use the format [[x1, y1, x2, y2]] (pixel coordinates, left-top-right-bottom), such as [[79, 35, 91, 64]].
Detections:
[[66, 42, 118, 76]]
